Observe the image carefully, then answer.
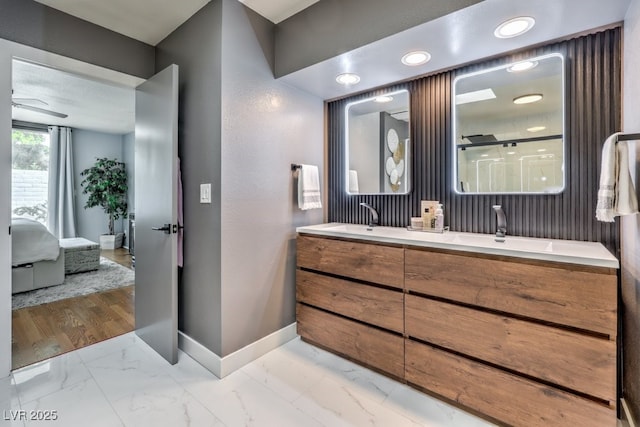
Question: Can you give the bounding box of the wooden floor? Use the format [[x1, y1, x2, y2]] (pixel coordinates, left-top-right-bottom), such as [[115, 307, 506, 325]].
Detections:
[[12, 248, 135, 370], [101, 248, 135, 269]]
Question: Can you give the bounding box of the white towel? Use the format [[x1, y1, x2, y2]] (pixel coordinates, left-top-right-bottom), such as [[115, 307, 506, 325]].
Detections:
[[298, 164, 322, 210], [348, 170, 359, 194], [596, 133, 639, 222]]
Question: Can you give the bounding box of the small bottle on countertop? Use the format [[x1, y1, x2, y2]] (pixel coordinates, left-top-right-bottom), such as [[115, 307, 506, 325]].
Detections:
[[434, 203, 444, 232]]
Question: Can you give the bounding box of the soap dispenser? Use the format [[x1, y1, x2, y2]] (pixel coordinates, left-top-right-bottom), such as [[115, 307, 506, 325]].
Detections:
[[434, 204, 444, 232]]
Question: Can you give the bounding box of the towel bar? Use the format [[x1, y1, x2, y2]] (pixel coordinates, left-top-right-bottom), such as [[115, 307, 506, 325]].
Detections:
[[617, 132, 640, 142]]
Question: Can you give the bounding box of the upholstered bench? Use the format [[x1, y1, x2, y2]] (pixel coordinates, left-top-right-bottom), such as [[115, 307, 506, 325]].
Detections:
[[59, 238, 100, 274]]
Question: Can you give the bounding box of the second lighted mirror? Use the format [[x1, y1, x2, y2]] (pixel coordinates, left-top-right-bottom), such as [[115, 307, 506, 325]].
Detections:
[[453, 53, 565, 194], [346, 89, 410, 195]]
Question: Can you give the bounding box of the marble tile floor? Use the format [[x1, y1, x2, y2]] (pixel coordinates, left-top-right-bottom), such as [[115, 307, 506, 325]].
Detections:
[[0, 332, 500, 426]]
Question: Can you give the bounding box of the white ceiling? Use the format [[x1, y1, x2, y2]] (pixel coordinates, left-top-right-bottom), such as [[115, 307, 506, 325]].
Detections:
[[12, 60, 136, 135], [240, 0, 320, 25], [280, 0, 632, 100], [16, 0, 633, 134]]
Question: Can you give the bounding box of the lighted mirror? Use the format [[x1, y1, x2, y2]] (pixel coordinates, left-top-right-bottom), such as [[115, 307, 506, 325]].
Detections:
[[345, 89, 410, 195], [453, 53, 565, 194]]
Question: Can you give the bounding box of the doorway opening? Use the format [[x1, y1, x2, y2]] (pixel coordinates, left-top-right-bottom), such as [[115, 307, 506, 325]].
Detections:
[[10, 59, 137, 370]]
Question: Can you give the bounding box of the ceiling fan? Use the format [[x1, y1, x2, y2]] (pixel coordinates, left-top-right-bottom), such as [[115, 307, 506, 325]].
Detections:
[[11, 97, 68, 119]]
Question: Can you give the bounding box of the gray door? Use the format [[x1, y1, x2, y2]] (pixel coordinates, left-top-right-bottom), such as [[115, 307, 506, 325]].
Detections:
[[134, 64, 179, 364]]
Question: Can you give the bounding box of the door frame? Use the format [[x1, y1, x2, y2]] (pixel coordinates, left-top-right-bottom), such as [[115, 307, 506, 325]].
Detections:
[[0, 39, 144, 377]]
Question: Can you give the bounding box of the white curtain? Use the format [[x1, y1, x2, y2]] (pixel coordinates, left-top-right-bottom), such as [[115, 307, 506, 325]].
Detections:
[[47, 126, 77, 238]]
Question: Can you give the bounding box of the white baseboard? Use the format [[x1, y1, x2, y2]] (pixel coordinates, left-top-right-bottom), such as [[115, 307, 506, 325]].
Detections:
[[178, 323, 298, 378], [621, 399, 637, 427], [178, 331, 222, 377]]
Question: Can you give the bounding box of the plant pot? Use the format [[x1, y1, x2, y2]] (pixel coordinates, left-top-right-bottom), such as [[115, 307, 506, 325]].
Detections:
[[100, 233, 124, 250]]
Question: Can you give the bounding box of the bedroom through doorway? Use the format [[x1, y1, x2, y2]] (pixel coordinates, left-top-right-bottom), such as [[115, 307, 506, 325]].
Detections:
[[9, 59, 138, 370]]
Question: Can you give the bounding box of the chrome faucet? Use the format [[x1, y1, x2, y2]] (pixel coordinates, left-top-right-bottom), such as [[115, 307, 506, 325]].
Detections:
[[360, 202, 379, 229], [492, 205, 507, 242]]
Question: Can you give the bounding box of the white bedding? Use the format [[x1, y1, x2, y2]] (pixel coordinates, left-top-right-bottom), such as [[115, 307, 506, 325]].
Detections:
[[11, 218, 60, 266]]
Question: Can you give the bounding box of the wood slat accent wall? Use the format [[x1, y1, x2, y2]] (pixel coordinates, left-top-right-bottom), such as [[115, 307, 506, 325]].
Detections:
[[328, 28, 621, 254]]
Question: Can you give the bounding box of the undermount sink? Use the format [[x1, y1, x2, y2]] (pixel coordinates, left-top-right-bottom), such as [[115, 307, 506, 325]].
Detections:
[[296, 222, 619, 268], [449, 233, 554, 253]]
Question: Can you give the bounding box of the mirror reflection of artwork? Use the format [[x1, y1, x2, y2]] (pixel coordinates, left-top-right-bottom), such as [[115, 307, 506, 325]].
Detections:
[[453, 53, 565, 194], [346, 89, 410, 195]]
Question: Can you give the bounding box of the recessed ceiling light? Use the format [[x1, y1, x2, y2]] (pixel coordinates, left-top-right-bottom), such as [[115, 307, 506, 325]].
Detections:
[[401, 51, 431, 66], [507, 151, 516, 155], [494, 16, 535, 39], [537, 148, 547, 152], [507, 60, 538, 72], [527, 125, 546, 132], [456, 88, 496, 105], [374, 95, 394, 103], [336, 73, 360, 85], [481, 154, 489, 157], [513, 93, 543, 104]]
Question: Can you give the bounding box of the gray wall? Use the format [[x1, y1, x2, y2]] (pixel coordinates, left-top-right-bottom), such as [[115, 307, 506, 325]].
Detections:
[[156, 0, 224, 354], [156, 0, 324, 358], [0, 0, 154, 78], [274, 0, 482, 77], [622, 1, 640, 422], [73, 129, 126, 243], [220, 0, 323, 356]]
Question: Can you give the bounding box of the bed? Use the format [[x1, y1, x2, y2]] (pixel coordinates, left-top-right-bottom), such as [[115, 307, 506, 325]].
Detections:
[[11, 218, 65, 294]]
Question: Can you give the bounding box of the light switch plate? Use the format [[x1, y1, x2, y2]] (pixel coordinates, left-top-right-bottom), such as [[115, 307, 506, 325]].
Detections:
[[200, 183, 211, 204]]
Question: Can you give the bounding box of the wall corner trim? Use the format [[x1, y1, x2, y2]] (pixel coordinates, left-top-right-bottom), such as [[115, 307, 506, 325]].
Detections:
[[178, 323, 298, 378]]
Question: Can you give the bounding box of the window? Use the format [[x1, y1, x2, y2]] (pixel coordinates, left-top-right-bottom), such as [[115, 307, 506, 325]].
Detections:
[[11, 128, 50, 224]]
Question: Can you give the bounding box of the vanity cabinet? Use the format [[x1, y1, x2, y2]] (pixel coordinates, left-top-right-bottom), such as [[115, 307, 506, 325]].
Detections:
[[405, 248, 617, 427], [296, 234, 404, 289], [296, 233, 618, 427], [295, 235, 405, 378]]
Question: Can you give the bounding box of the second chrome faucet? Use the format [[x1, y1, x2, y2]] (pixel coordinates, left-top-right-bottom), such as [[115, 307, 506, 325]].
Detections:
[[360, 202, 379, 229], [492, 205, 507, 242]]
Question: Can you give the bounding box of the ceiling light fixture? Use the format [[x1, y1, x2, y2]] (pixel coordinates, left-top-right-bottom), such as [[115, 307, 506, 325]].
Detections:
[[336, 73, 360, 85], [401, 51, 431, 66], [494, 16, 535, 39], [513, 93, 543, 104], [527, 125, 546, 132], [374, 95, 394, 103], [507, 60, 538, 72]]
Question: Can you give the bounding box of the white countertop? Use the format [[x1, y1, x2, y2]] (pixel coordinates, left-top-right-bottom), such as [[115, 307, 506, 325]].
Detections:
[[296, 223, 619, 269]]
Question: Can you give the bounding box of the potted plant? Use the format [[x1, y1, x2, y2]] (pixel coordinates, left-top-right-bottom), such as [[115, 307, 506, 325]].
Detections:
[[80, 157, 128, 249]]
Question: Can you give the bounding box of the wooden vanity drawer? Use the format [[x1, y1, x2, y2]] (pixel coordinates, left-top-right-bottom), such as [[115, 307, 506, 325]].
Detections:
[[296, 270, 404, 333], [296, 303, 404, 378], [405, 340, 615, 427], [405, 295, 616, 402], [297, 235, 404, 289], [405, 249, 617, 337]]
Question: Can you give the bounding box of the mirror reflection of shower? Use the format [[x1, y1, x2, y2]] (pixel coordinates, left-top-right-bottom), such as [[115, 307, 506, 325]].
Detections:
[[461, 146, 562, 193], [453, 53, 565, 194]]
